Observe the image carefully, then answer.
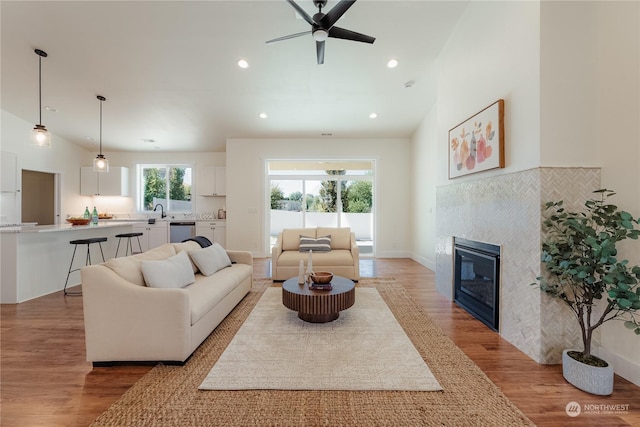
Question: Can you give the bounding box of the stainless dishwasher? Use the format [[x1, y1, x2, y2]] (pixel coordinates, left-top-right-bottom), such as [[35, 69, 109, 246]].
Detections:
[[169, 221, 196, 243]]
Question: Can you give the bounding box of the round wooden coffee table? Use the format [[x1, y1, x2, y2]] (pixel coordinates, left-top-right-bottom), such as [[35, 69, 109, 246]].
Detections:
[[282, 276, 355, 323]]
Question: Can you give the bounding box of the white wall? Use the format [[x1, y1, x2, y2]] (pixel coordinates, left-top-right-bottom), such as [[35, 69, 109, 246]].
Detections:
[[412, 0, 639, 384], [0, 110, 92, 222], [436, 0, 541, 185], [410, 106, 438, 270], [411, 0, 541, 269], [540, 0, 640, 386], [226, 138, 411, 257]]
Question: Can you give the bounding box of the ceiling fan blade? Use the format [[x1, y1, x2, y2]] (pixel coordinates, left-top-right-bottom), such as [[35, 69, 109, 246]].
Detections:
[[321, 0, 356, 29], [316, 40, 325, 65], [328, 26, 375, 44], [285, 0, 315, 26], [266, 30, 311, 44]]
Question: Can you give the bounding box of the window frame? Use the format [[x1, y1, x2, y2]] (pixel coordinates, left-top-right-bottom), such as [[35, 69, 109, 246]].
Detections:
[[136, 163, 194, 214]]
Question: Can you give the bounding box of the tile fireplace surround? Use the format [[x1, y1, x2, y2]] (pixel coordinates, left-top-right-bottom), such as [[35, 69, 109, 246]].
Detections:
[[436, 167, 600, 364]]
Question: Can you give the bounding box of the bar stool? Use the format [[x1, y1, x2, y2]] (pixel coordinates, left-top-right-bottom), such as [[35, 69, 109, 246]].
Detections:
[[115, 232, 143, 257], [64, 237, 107, 296]]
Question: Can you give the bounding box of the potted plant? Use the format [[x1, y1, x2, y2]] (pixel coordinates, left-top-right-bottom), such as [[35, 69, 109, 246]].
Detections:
[[534, 189, 640, 395]]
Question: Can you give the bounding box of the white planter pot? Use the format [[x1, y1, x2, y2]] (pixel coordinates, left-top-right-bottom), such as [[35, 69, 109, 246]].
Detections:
[[562, 349, 614, 395]]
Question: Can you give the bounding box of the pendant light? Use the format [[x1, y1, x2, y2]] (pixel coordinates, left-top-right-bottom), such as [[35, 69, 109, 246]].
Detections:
[[93, 95, 109, 173], [31, 49, 51, 147]]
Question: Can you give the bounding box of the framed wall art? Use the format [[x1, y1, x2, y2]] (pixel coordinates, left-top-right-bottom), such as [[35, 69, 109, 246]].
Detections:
[[448, 99, 504, 179]]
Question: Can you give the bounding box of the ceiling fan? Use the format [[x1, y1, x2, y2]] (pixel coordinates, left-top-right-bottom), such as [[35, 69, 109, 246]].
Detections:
[[266, 0, 375, 65]]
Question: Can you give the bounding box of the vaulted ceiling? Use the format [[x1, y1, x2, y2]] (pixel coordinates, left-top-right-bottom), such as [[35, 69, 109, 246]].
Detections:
[[1, 1, 468, 152]]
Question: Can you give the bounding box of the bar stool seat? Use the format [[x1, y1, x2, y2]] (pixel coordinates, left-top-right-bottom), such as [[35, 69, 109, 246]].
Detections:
[[115, 232, 144, 257], [64, 237, 107, 296]]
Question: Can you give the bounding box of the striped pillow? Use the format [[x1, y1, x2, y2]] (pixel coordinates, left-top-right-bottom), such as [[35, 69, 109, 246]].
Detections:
[[299, 235, 332, 252]]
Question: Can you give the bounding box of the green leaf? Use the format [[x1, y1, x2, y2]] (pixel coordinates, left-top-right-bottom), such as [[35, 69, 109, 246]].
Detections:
[[618, 298, 632, 308], [624, 321, 637, 329]]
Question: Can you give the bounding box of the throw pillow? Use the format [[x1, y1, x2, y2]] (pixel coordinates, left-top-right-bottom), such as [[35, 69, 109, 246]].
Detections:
[[299, 235, 332, 252], [140, 251, 195, 288], [172, 240, 202, 273], [188, 243, 232, 276]]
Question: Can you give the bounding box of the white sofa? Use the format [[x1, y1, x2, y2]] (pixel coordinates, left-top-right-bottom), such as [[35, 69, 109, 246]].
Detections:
[[81, 241, 252, 365], [271, 227, 359, 281]]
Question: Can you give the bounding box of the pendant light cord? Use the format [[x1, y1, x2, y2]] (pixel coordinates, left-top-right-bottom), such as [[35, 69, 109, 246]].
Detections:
[[38, 55, 42, 125], [99, 98, 103, 155]]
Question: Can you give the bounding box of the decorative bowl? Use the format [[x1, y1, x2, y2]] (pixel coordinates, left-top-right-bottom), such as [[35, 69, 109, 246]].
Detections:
[[310, 271, 333, 284], [66, 218, 91, 226]]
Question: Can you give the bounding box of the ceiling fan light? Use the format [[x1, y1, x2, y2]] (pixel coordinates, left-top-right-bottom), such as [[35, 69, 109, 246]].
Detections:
[[31, 124, 51, 147], [313, 29, 329, 42]]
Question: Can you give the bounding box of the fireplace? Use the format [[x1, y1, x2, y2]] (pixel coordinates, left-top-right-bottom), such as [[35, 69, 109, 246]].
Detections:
[[453, 237, 500, 331]]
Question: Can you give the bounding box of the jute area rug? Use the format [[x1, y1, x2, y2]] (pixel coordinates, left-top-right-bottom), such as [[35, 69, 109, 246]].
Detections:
[[91, 278, 534, 427], [199, 287, 442, 391]]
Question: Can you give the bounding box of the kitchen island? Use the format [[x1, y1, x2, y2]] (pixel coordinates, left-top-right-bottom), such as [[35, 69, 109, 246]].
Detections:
[[1, 222, 141, 303]]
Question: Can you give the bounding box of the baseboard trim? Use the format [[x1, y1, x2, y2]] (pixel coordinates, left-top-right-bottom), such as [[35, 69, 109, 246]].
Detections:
[[595, 347, 640, 387]]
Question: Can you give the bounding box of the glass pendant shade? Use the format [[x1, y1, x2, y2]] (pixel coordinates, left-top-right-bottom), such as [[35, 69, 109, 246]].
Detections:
[[31, 124, 51, 147], [93, 154, 109, 172]]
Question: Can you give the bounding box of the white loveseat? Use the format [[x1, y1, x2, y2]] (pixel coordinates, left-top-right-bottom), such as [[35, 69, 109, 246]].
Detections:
[[81, 241, 252, 365], [271, 227, 359, 281]]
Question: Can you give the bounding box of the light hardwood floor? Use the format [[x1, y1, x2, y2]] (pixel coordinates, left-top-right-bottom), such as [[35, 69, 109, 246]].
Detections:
[[1, 258, 638, 426]]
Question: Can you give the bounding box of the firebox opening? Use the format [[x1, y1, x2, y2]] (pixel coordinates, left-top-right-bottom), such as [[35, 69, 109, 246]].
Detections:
[[453, 237, 500, 331]]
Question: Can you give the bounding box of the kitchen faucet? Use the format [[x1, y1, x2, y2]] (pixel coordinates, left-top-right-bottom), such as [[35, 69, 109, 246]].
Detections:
[[153, 203, 166, 219]]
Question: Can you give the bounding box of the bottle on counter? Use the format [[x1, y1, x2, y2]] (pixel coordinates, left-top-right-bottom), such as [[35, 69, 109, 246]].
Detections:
[[83, 206, 91, 219], [91, 207, 99, 225]]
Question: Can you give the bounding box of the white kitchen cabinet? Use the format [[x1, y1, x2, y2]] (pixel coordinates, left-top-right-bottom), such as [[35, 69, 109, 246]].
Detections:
[[199, 166, 226, 196], [1, 151, 18, 193], [196, 220, 226, 247], [132, 221, 169, 252], [80, 167, 129, 196]]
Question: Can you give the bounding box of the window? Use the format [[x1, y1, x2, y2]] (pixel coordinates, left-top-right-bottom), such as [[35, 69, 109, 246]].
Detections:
[[268, 160, 374, 256], [138, 164, 192, 213]]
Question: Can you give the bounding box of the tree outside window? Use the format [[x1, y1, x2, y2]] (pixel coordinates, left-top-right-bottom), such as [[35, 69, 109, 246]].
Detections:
[[141, 165, 192, 212]]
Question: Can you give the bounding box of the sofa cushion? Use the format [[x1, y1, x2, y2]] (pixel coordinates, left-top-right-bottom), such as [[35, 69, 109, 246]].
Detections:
[[141, 251, 195, 288], [277, 249, 354, 267], [317, 227, 351, 250], [281, 228, 315, 251], [188, 243, 231, 276], [105, 243, 177, 286], [172, 240, 202, 273], [299, 235, 332, 252], [187, 263, 253, 324]]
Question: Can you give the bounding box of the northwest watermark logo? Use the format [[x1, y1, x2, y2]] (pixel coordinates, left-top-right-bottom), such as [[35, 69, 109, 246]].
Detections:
[[565, 402, 581, 417], [565, 401, 630, 417]]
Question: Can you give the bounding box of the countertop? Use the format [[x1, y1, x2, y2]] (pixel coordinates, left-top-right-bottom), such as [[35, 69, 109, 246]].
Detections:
[[0, 221, 142, 234]]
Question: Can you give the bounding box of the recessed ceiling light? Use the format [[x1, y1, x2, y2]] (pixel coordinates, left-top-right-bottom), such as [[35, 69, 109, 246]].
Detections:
[[44, 106, 57, 112], [259, 112, 268, 119], [238, 59, 249, 69], [369, 112, 378, 119], [85, 136, 96, 141], [387, 59, 398, 69]]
